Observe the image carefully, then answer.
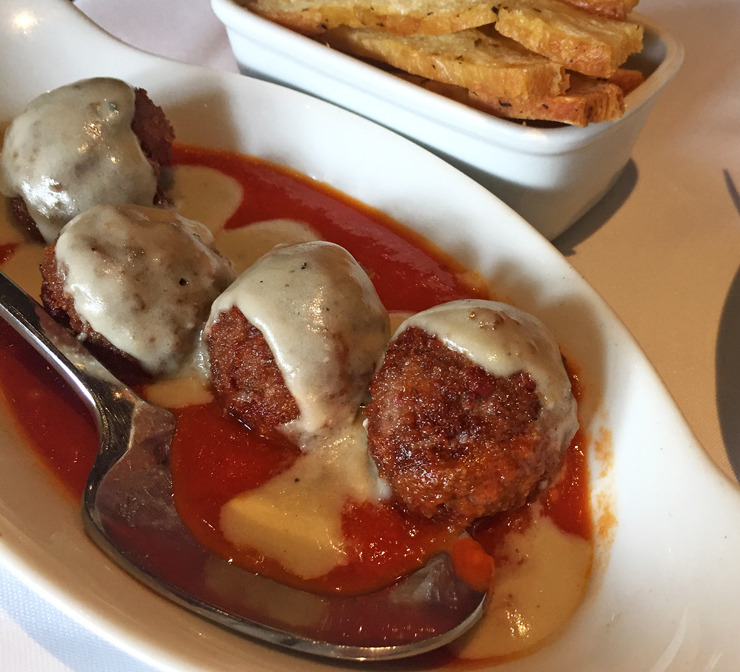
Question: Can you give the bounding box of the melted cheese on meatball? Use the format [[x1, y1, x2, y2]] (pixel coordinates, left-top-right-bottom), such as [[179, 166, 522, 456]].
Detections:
[[55, 204, 235, 375], [207, 240, 390, 437], [398, 299, 578, 451], [207, 241, 392, 577], [0, 78, 157, 242]]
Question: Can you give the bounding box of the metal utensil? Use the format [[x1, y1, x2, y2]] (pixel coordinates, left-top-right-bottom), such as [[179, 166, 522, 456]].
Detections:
[[0, 269, 486, 661]]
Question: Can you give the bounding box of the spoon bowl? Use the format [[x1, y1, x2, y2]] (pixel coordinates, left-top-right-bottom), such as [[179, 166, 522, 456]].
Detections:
[[0, 270, 486, 660]]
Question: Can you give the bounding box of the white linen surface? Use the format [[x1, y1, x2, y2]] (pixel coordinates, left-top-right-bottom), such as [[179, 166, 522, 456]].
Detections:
[[0, 563, 156, 671], [74, 0, 238, 72]]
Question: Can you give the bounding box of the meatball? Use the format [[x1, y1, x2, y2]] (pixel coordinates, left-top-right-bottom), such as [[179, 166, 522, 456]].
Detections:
[[41, 244, 151, 384], [366, 300, 578, 521], [0, 78, 174, 243], [41, 204, 235, 382], [207, 306, 300, 432], [206, 241, 390, 439]]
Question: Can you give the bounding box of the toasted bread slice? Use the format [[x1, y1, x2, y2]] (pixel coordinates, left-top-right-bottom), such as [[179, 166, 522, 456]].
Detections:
[[555, 0, 639, 21], [400, 70, 624, 125], [321, 27, 569, 99], [473, 72, 625, 124], [492, 0, 643, 77], [606, 67, 645, 94], [241, 0, 499, 36]]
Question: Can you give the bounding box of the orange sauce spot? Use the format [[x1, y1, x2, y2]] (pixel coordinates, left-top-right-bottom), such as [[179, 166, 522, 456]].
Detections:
[[0, 242, 18, 264], [597, 491, 618, 540], [450, 536, 494, 593], [594, 426, 614, 479]]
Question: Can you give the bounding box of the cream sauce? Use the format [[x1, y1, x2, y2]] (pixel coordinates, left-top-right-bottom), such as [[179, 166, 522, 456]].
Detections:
[[214, 219, 319, 274], [144, 373, 214, 409], [221, 422, 387, 578], [207, 241, 390, 436], [168, 165, 243, 237], [452, 509, 592, 659], [0, 78, 157, 243], [55, 204, 235, 375]]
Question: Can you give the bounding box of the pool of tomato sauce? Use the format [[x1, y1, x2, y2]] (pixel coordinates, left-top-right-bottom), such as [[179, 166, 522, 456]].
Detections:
[[0, 144, 592, 661]]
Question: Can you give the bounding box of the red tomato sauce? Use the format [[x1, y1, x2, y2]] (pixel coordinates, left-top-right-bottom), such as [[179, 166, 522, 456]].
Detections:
[[171, 402, 465, 595], [0, 320, 98, 498], [0, 144, 592, 601], [172, 144, 484, 313]]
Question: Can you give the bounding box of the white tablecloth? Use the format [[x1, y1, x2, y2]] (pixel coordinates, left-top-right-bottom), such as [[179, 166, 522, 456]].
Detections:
[[2, 0, 739, 669]]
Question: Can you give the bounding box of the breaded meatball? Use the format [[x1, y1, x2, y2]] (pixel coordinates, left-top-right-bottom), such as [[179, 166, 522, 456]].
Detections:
[[366, 300, 578, 521], [206, 241, 390, 440], [131, 87, 174, 171], [207, 306, 300, 433], [1, 78, 174, 243], [41, 244, 152, 385], [41, 204, 235, 381]]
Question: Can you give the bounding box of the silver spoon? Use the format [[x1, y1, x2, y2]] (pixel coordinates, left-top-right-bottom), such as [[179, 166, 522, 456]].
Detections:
[[0, 269, 486, 661]]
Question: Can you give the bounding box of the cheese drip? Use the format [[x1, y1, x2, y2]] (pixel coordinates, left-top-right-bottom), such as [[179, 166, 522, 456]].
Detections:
[[210, 241, 391, 576], [452, 510, 592, 659], [55, 204, 235, 375], [207, 240, 390, 436], [221, 422, 387, 578], [0, 77, 157, 242]]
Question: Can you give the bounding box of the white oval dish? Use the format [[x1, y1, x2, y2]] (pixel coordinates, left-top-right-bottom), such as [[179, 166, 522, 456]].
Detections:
[[211, 0, 684, 240], [0, 1, 736, 672]]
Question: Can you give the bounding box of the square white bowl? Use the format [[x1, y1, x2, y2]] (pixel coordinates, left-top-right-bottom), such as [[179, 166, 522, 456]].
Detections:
[[212, 1, 684, 240]]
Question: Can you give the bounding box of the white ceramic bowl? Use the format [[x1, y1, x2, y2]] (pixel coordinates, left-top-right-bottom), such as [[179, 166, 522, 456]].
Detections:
[[212, 0, 684, 240], [1, 2, 738, 672]]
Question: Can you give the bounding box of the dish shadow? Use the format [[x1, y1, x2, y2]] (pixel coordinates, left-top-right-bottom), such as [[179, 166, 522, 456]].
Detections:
[[554, 160, 638, 256], [716, 169, 740, 481]]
